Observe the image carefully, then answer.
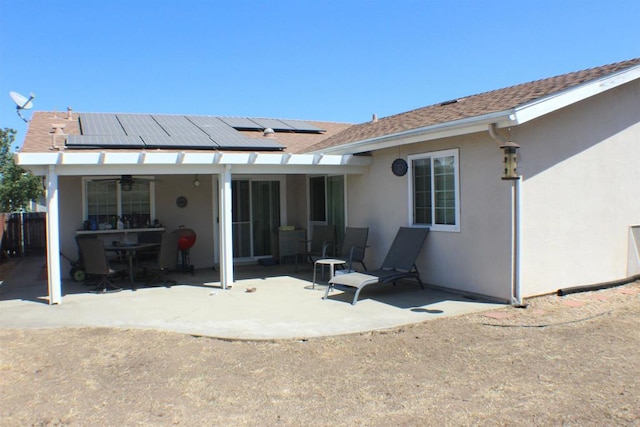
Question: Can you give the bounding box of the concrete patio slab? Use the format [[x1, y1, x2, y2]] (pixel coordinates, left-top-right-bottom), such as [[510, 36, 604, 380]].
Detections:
[[0, 257, 504, 340]]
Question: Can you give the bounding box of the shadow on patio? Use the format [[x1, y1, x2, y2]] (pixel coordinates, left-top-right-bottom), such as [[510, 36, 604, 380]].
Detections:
[[0, 257, 504, 340]]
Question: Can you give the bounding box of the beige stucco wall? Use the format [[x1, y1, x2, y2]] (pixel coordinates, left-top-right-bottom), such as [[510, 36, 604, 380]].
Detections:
[[518, 80, 640, 296], [285, 175, 307, 229], [154, 174, 216, 269], [346, 134, 514, 300], [59, 176, 84, 275]]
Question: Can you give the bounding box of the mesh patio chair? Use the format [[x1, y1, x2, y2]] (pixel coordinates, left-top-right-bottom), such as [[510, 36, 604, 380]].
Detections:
[[324, 227, 429, 305], [142, 232, 179, 287], [76, 237, 127, 293], [296, 224, 335, 271], [336, 227, 369, 272]]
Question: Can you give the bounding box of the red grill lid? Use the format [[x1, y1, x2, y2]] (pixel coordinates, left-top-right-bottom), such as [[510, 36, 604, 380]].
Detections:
[[172, 228, 196, 250]]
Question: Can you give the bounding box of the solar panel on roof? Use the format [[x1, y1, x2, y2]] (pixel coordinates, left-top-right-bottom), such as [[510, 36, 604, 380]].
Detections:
[[117, 114, 168, 136], [80, 113, 127, 136], [152, 115, 210, 137], [141, 135, 218, 148], [251, 118, 295, 131], [218, 117, 263, 130], [279, 119, 325, 133], [188, 116, 256, 145], [218, 116, 324, 133], [66, 135, 144, 148]]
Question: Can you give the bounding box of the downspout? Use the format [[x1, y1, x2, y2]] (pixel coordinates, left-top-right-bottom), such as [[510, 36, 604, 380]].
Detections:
[[489, 124, 525, 307], [512, 178, 524, 307]]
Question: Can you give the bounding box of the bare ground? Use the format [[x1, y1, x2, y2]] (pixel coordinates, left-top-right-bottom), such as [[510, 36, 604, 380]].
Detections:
[[1, 259, 639, 425]]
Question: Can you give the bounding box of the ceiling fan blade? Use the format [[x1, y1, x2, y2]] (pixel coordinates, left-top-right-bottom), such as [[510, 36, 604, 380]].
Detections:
[[89, 178, 119, 182]]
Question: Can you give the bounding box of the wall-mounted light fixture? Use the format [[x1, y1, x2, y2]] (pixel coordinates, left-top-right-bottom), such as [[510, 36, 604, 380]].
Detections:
[[193, 174, 200, 187], [499, 140, 520, 180]]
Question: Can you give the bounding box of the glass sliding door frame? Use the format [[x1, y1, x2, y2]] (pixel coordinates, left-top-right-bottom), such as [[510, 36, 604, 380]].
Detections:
[[229, 175, 286, 262], [307, 174, 347, 247]]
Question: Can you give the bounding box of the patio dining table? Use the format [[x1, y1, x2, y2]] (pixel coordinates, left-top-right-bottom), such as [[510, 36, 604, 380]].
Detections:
[[104, 242, 160, 286]]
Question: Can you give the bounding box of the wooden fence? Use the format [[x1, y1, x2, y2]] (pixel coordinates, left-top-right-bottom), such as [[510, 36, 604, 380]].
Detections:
[[2, 212, 47, 258]]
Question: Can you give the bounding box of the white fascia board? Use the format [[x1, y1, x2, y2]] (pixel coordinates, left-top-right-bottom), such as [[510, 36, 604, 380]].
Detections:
[[512, 65, 640, 124], [141, 152, 182, 164], [60, 152, 103, 164], [181, 152, 220, 164], [15, 150, 370, 175], [14, 152, 61, 165], [232, 164, 369, 174], [316, 110, 515, 155], [102, 152, 141, 164]]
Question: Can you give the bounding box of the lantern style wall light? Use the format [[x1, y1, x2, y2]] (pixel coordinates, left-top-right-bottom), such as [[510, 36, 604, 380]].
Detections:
[[499, 140, 520, 180]]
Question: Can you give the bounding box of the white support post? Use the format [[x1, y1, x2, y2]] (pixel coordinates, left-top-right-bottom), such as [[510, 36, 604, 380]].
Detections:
[[218, 165, 234, 289], [46, 166, 62, 304], [211, 174, 219, 267]]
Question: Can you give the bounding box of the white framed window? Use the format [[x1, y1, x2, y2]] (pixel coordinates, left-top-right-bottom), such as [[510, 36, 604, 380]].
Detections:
[[408, 149, 460, 232], [82, 177, 156, 228]]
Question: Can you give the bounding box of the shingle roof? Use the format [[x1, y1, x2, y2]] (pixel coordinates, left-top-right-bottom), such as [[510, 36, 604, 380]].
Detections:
[[306, 58, 640, 153]]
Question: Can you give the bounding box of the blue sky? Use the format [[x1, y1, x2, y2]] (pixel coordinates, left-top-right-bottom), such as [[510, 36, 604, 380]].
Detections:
[[1, 0, 639, 149]]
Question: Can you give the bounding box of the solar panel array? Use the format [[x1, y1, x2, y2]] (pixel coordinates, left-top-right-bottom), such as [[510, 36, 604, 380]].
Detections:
[[69, 113, 326, 151]]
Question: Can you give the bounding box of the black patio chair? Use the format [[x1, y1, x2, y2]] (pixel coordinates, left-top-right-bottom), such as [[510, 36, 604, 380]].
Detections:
[[142, 232, 179, 287], [76, 237, 127, 293], [296, 224, 335, 271]]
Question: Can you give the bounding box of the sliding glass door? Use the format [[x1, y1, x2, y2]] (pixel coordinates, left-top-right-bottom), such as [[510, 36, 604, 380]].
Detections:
[[232, 179, 281, 259], [308, 175, 346, 245]]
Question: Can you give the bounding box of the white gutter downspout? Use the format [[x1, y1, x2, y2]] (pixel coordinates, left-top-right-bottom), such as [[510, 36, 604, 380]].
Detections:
[[489, 124, 524, 307], [512, 178, 524, 307], [46, 165, 62, 304], [218, 164, 234, 289]]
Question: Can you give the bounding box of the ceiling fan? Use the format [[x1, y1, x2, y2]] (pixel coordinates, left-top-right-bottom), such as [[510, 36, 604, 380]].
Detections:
[[91, 175, 160, 191]]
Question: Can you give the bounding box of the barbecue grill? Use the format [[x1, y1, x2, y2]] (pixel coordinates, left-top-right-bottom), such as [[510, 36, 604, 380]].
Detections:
[[171, 227, 196, 273]]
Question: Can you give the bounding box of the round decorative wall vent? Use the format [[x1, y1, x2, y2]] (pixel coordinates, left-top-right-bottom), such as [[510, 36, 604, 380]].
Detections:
[[176, 196, 188, 208], [391, 158, 408, 176]]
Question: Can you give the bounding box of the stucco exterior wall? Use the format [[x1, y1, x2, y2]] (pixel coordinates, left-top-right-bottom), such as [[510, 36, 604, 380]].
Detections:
[[285, 175, 307, 229], [58, 176, 84, 275], [347, 134, 514, 300], [517, 80, 640, 296], [154, 174, 216, 269]]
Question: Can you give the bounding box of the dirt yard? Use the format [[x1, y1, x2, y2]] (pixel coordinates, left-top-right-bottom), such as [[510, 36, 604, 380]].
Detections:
[[1, 259, 639, 425]]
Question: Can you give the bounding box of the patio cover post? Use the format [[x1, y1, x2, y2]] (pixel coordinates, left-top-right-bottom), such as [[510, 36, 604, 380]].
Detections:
[[46, 165, 62, 304], [219, 165, 234, 289]]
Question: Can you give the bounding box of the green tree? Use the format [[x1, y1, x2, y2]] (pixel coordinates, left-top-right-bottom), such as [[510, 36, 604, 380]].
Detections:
[[0, 128, 44, 212]]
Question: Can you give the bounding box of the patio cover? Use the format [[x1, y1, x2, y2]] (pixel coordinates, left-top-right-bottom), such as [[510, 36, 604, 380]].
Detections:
[[15, 149, 371, 304]]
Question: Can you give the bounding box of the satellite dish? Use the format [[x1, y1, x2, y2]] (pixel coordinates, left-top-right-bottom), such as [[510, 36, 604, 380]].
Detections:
[[9, 91, 35, 122]]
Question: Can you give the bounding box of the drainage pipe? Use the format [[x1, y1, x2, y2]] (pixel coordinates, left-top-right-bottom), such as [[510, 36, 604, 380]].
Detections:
[[557, 273, 640, 296]]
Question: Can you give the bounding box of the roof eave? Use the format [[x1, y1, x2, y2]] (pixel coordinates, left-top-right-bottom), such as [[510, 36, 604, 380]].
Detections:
[[315, 63, 640, 155], [312, 110, 516, 155], [512, 63, 640, 124]]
